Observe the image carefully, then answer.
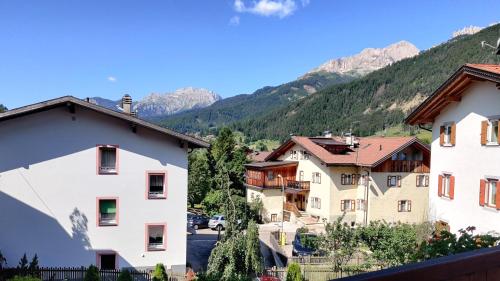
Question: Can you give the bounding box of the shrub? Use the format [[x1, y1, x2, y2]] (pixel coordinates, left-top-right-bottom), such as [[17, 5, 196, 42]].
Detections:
[[8, 276, 41, 281], [152, 263, 168, 281], [117, 269, 132, 281], [286, 263, 303, 281], [84, 265, 100, 281]]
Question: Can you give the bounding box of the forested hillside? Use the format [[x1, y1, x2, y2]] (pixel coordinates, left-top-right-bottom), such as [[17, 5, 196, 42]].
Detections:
[[232, 24, 500, 141], [159, 71, 355, 133]]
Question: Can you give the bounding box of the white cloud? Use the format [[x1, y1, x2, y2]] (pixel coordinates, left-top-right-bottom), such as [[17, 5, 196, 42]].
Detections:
[[107, 76, 117, 83], [229, 15, 240, 26], [300, 0, 310, 7], [234, 0, 299, 18]]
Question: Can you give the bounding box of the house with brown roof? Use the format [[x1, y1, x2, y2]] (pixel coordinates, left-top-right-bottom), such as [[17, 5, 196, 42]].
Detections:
[[245, 134, 430, 225], [406, 64, 500, 234]]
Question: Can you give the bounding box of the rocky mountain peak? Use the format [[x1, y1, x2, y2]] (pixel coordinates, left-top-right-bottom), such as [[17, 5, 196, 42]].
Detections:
[[305, 40, 420, 77]]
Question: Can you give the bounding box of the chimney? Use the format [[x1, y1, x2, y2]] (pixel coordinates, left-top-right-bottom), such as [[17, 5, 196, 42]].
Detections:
[[121, 94, 132, 115]]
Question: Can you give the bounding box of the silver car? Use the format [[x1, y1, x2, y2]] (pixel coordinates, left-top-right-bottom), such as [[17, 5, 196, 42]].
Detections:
[[208, 215, 226, 231]]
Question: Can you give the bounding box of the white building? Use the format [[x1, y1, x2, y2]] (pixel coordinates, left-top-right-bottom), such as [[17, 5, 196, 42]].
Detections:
[[0, 96, 209, 272], [245, 135, 430, 226], [406, 64, 500, 234]]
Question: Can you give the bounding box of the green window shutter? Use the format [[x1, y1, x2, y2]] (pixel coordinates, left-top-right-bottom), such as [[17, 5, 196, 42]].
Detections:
[[100, 200, 116, 214]]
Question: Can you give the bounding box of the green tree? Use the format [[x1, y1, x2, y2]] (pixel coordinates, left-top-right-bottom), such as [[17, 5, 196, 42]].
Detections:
[[0, 104, 6, 113], [152, 263, 168, 281], [84, 265, 100, 281], [358, 221, 419, 268], [416, 226, 499, 261], [18, 254, 28, 270], [318, 217, 360, 273], [188, 149, 212, 207], [8, 276, 41, 281], [28, 254, 39, 272], [285, 263, 303, 281], [117, 269, 133, 281], [0, 250, 6, 270], [245, 220, 263, 275]]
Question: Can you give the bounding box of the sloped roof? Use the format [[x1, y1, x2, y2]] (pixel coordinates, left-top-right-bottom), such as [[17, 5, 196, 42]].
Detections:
[[0, 96, 209, 148], [406, 64, 500, 125], [248, 151, 273, 162], [265, 136, 429, 167]]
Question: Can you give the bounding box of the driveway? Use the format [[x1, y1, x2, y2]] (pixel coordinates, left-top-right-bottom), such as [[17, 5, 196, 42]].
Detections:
[[186, 227, 222, 272]]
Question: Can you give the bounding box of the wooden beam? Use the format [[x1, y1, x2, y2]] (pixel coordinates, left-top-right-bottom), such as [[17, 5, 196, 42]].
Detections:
[[446, 96, 461, 102]]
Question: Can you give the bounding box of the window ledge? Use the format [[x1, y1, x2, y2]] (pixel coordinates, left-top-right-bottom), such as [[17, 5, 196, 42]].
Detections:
[[148, 196, 167, 200], [441, 144, 454, 147], [147, 247, 166, 252], [483, 205, 499, 211], [439, 196, 453, 201], [485, 143, 500, 146], [98, 223, 118, 227]]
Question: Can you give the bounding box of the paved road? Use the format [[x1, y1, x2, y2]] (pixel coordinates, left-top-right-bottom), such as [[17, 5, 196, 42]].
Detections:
[[186, 227, 222, 272]]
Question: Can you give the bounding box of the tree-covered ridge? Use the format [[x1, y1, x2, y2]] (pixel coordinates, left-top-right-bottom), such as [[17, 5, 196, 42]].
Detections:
[[159, 71, 356, 134], [232, 24, 500, 141], [0, 104, 6, 113]]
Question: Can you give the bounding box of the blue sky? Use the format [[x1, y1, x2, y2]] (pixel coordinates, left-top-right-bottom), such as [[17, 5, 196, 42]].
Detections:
[[0, 0, 499, 108]]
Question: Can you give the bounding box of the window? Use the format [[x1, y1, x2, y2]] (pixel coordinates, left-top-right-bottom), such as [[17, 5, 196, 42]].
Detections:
[[387, 176, 401, 187], [301, 151, 310, 160], [267, 171, 274, 180], [146, 224, 166, 251], [341, 174, 361, 185], [311, 197, 321, 209], [97, 198, 118, 226], [290, 150, 298, 160], [147, 172, 166, 199], [340, 200, 355, 212], [356, 199, 366, 211], [416, 175, 429, 187], [271, 214, 277, 222], [97, 145, 118, 174], [486, 180, 497, 207], [440, 123, 455, 146], [312, 172, 321, 184], [299, 170, 304, 181], [438, 174, 455, 199], [97, 252, 117, 270], [481, 119, 500, 145], [398, 200, 412, 212]]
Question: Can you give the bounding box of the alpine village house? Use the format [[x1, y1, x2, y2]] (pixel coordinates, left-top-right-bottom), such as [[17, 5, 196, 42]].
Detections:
[[0, 95, 209, 273], [245, 134, 431, 226], [406, 64, 500, 234]]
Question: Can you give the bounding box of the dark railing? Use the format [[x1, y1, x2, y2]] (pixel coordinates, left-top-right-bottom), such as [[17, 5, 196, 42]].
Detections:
[[336, 246, 500, 281], [391, 160, 429, 173], [0, 266, 186, 281], [286, 180, 310, 191]]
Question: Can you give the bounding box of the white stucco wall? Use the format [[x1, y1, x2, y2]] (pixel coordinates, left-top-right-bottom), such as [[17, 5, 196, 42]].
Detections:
[[430, 82, 500, 234], [0, 106, 188, 272], [246, 187, 283, 222], [277, 144, 332, 221]]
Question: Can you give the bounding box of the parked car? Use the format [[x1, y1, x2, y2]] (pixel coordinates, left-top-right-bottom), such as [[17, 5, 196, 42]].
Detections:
[[188, 215, 210, 230], [257, 276, 280, 281], [208, 215, 226, 231], [292, 231, 319, 256]]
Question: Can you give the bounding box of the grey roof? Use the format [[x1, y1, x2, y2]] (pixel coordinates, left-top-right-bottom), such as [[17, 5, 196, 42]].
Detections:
[[0, 96, 209, 148], [244, 161, 298, 169]]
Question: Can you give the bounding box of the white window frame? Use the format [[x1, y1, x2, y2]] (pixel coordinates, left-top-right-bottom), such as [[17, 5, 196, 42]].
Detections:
[[312, 172, 321, 184], [299, 170, 304, 181], [487, 119, 499, 145], [443, 124, 452, 145], [398, 200, 411, 212], [356, 199, 366, 211], [486, 179, 497, 208], [416, 175, 429, 187], [341, 199, 355, 212], [442, 174, 451, 198]]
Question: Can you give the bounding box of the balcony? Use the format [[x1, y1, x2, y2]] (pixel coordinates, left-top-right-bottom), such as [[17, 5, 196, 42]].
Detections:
[[286, 180, 310, 191], [391, 160, 429, 173]]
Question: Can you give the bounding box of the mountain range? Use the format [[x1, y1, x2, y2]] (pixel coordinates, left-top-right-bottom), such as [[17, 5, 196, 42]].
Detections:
[[161, 23, 499, 141], [91, 87, 221, 118], [159, 40, 420, 133]]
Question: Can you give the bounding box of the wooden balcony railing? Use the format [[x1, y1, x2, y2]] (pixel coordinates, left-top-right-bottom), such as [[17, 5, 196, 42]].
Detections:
[[286, 180, 311, 191], [391, 160, 429, 173]]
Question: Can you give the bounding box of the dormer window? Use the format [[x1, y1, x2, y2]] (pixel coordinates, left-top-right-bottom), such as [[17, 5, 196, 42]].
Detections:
[[98, 145, 118, 174]]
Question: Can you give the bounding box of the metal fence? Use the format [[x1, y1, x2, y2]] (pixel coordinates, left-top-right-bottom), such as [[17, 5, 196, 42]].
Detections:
[[0, 267, 185, 281], [264, 266, 358, 281]]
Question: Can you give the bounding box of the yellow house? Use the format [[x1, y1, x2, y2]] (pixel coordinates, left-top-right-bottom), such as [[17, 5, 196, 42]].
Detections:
[[245, 135, 430, 226]]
